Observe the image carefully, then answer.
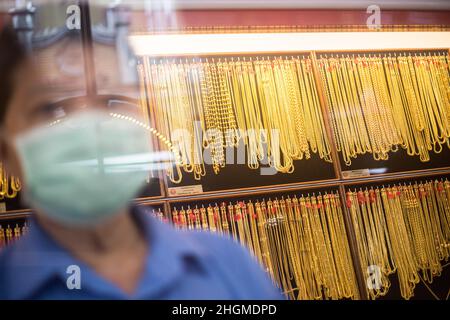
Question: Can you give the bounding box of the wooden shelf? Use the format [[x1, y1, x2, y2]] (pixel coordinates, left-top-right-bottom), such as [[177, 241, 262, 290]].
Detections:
[[1, 41, 449, 301], [341, 167, 450, 185], [2, 166, 450, 219], [0, 210, 31, 221]]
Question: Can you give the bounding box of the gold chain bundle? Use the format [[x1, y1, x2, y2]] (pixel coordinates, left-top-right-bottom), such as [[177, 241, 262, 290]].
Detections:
[[346, 179, 450, 299], [170, 192, 359, 300], [139, 56, 332, 183], [318, 52, 450, 165], [0, 222, 29, 250], [0, 163, 21, 200]]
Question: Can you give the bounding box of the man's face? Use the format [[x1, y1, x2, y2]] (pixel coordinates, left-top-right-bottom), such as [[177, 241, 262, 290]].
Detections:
[[0, 58, 143, 184]]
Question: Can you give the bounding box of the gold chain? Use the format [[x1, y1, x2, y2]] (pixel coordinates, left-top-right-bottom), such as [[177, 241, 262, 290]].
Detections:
[[140, 56, 331, 182], [318, 52, 450, 165]]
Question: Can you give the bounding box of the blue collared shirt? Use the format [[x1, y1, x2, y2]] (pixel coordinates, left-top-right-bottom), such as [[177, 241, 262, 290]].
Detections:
[[0, 207, 284, 300]]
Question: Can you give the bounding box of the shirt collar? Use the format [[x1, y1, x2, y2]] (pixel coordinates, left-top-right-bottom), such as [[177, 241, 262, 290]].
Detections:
[[4, 206, 208, 299]]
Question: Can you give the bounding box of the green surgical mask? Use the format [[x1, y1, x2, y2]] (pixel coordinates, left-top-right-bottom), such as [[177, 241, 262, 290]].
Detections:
[[14, 110, 152, 226]]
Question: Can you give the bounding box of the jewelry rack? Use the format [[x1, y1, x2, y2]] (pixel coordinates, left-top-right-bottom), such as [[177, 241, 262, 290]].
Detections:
[[1, 24, 449, 299]]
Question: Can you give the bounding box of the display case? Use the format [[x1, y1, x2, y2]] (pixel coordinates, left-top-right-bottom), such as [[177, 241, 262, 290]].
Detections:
[[0, 0, 449, 300]]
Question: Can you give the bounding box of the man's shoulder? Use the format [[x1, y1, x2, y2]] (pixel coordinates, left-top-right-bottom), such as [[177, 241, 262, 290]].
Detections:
[[0, 241, 24, 297], [181, 230, 283, 299], [0, 245, 11, 271], [0, 239, 24, 270], [181, 229, 265, 275]]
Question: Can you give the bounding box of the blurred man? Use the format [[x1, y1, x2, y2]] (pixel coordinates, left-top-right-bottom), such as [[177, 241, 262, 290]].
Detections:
[[0, 26, 283, 300]]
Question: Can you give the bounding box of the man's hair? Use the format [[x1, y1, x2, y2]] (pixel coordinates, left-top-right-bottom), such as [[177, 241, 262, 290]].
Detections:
[[0, 25, 28, 125]]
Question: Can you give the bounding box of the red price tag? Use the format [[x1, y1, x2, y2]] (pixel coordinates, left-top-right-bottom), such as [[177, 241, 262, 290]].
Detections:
[[369, 191, 376, 203], [357, 192, 365, 204], [346, 199, 352, 208]]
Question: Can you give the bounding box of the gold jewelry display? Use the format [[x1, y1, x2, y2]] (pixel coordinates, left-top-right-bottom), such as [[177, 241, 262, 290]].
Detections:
[[347, 179, 450, 299], [318, 52, 450, 165], [164, 178, 450, 300], [170, 190, 359, 300], [1, 39, 449, 302], [0, 221, 29, 250], [139, 55, 332, 183]]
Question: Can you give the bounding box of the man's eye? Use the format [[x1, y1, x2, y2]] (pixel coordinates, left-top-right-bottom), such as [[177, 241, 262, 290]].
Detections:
[[34, 103, 66, 118]]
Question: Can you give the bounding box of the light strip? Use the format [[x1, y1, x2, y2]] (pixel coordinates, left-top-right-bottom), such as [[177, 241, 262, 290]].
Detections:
[[129, 31, 450, 56]]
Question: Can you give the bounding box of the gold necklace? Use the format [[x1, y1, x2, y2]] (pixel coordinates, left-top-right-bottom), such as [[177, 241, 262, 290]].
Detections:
[[0, 164, 21, 199], [298, 57, 332, 162], [255, 200, 274, 278], [318, 52, 450, 165], [206, 205, 216, 233], [247, 200, 263, 265], [0, 225, 6, 248], [381, 185, 419, 299]]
